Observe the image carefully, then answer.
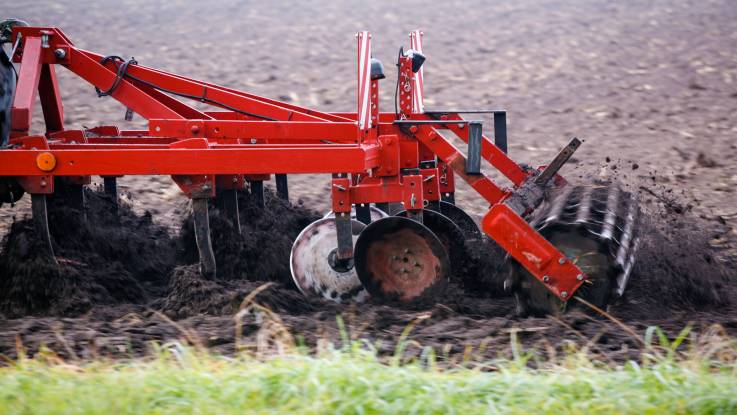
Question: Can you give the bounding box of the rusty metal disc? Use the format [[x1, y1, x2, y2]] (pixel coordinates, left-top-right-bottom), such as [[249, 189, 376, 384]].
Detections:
[[395, 208, 468, 273], [354, 216, 450, 304], [435, 201, 482, 240], [290, 218, 368, 303]]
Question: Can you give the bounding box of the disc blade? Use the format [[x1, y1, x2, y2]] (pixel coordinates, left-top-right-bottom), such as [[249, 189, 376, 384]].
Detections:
[[395, 208, 468, 272], [435, 201, 482, 240], [355, 216, 449, 304], [290, 218, 368, 303]]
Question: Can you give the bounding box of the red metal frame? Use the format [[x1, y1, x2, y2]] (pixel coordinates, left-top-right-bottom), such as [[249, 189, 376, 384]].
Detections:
[[1, 26, 587, 300]]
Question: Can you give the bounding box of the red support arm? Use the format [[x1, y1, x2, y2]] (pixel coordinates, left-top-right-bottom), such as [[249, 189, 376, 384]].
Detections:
[[11, 36, 43, 134], [38, 64, 64, 132]]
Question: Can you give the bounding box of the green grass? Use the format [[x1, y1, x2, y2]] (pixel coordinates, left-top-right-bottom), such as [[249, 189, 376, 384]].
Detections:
[[1, 343, 737, 415]]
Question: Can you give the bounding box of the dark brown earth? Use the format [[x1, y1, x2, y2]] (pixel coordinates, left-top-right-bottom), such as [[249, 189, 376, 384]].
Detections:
[[1, 0, 736, 363]]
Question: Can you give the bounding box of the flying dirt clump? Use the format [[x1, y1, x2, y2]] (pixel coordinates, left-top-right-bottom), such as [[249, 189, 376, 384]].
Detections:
[[0, 187, 176, 318], [611, 184, 733, 320]]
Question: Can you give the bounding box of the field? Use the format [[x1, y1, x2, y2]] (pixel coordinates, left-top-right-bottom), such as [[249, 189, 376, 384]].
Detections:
[[1, 0, 737, 412]]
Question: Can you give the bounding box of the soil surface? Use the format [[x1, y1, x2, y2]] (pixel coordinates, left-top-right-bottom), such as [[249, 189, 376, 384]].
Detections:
[[1, 0, 736, 363]]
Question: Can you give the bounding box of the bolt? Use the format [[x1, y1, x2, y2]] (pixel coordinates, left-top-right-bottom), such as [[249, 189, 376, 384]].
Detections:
[[190, 125, 200, 134], [542, 276, 551, 283], [250, 138, 257, 144], [576, 274, 584, 281], [558, 258, 566, 265], [54, 48, 66, 59], [409, 125, 418, 133], [561, 291, 569, 298]]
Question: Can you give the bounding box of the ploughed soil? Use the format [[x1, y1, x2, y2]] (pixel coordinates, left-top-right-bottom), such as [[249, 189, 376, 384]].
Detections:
[[1, 0, 736, 364], [0, 183, 735, 364]]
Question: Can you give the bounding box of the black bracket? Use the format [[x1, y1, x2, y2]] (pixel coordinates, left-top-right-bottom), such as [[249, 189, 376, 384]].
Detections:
[[424, 109, 508, 154]]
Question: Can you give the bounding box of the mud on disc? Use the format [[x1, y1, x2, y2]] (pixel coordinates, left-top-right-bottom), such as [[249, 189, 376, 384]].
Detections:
[[395, 208, 468, 273], [354, 216, 450, 304], [290, 218, 368, 303]]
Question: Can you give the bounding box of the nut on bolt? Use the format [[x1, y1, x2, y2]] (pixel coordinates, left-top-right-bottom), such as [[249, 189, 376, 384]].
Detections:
[[576, 274, 584, 281], [54, 48, 66, 59], [561, 291, 568, 298], [542, 275, 551, 283]]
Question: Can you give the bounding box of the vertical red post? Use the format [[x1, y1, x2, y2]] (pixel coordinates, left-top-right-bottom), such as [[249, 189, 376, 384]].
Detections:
[[409, 30, 425, 114], [356, 31, 372, 135]]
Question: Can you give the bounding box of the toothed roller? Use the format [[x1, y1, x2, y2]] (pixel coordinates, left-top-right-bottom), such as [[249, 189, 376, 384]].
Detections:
[[510, 181, 641, 316]]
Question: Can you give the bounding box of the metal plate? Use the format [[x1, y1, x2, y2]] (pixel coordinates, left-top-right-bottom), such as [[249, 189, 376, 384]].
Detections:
[[323, 206, 388, 222], [290, 218, 368, 303], [395, 208, 467, 273], [354, 216, 449, 304], [435, 201, 482, 240]]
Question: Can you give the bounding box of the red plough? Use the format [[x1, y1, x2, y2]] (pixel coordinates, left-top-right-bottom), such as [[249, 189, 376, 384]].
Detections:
[[0, 21, 639, 315]]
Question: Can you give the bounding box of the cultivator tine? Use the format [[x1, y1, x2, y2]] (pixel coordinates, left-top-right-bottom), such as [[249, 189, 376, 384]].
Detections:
[[31, 194, 57, 264], [64, 182, 86, 213], [192, 197, 216, 279], [275, 174, 289, 200], [249, 180, 265, 208], [103, 176, 118, 213], [218, 189, 241, 234], [334, 212, 354, 261], [103, 177, 117, 200], [355, 203, 372, 225]]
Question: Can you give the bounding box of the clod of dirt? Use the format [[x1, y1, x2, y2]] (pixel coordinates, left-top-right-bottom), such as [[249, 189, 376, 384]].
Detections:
[[0, 187, 175, 317]]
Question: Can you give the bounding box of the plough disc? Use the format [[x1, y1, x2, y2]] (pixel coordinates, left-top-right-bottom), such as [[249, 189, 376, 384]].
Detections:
[[355, 216, 449, 304], [395, 208, 467, 274], [290, 217, 369, 303]]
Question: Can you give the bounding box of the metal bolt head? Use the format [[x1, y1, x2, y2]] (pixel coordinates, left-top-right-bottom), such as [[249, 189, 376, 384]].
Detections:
[[250, 138, 257, 144], [576, 274, 584, 281], [561, 291, 568, 298], [558, 258, 566, 265], [542, 275, 551, 283], [54, 48, 66, 59]]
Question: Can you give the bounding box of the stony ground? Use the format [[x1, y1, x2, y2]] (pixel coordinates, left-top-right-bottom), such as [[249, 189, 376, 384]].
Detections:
[[0, 0, 736, 361]]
